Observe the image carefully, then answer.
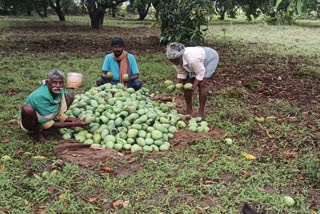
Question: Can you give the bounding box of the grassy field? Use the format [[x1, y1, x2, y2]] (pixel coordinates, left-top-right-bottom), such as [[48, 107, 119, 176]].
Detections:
[[0, 16, 319, 214]]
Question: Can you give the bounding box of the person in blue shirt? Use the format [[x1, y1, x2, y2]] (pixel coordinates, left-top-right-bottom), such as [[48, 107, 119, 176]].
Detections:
[[96, 38, 143, 90]]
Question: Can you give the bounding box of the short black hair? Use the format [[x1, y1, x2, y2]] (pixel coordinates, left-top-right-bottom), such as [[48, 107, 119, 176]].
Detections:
[[111, 38, 124, 47]]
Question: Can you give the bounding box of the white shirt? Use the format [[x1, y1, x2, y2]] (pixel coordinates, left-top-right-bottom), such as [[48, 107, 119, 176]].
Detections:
[[173, 47, 206, 81]]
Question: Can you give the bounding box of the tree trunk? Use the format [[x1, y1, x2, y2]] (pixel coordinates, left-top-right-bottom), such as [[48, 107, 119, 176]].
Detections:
[[48, 0, 66, 21], [317, 3, 320, 19], [44, 6, 47, 17], [87, 0, 107, 29], [56, 9, 66, 21], [219, 11, 225, 20], [91, 11, 105, 29], [111, 6, 116, 17], [138, 3, 151, 20], [215, 5, 225, 21], [86, 0, 127, 29]]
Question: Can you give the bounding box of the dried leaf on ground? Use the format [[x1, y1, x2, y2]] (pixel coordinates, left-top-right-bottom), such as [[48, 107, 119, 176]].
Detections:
[[1, 138, 9, 143], [204, 180, 216, 185], [283, 151, 298, 158], [31, 156, 47, 160], [0, 208, 9, 214], [33, 174, 42, 180], [58, 194, 66, 199], [48, 186, 56, 194], [241, 152, 257, 160], [71, 154, 82, 157], [266, 116, 277, 120], [265, 129, 274, 138], [87, 197, 98, 202], [306, 122, 318, 131], [257, 123, 274, 138], [50, 169, 57, 175], [240, 170, 251, 177], [100, 166, 114, 174], [33, 206, 47, 214], [206, 155, 218, 164], [112, 200, 129, 209], [90, 146, 103, 151]]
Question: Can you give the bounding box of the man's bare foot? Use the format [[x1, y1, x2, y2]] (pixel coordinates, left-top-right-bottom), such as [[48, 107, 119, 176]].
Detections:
[[35, 133, 48, 143]]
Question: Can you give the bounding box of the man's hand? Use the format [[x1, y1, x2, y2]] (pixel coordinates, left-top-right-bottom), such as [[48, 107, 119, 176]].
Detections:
[[53, 119, 90, 129], [101, 71, 113, 81], [176, 78, 184, 84], [66, 117, 78, 122], [72, 120, 89, 127], [66, 117, 90, 127]]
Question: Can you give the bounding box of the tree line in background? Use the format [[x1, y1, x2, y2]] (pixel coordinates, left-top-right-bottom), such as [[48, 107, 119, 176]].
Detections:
[[1, 0, 319, 44]]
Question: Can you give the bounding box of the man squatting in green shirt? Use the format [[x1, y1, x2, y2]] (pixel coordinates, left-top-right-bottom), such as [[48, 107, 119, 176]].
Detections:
[[19, 69, 89, 143]]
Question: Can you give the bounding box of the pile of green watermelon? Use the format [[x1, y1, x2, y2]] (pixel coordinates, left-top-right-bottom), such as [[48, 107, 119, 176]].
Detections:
[[59, 82, 209, 153], [164, 80, 193, 92]]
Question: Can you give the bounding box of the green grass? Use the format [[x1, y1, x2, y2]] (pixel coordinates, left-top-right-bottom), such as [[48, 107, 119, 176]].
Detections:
[[0, 16, 319, 214], [206, 22, 320, 57]]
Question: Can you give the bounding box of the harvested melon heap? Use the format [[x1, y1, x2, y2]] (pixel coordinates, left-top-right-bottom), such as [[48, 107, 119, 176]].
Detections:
[[59, 83, 209, 152]]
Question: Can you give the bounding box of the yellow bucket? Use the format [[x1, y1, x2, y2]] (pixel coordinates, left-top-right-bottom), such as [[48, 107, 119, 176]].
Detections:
[[67, 72, 83, 89]]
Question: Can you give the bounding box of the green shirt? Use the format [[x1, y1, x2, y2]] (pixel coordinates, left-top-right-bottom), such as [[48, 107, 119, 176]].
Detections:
[[24, 85, 67, 124]]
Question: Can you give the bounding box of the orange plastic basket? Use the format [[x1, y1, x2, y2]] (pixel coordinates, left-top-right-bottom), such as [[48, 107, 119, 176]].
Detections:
[[67, 72, 83, 88]]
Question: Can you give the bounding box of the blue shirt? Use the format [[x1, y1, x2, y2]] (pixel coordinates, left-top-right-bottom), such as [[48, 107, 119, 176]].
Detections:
[[101, 53, 139, 81]]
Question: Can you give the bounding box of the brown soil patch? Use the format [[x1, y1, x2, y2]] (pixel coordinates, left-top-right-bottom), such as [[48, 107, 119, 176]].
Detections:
[[113, 162, 141, 177], [207, 48, 320, 105], [199, 195, 222, 208], [170, 127, 225, 150], [52, 124, 223, 167], [309, 189, 320, 210], [1, 23, 162, 57], [263, 184, 274, 193], [219, 173, 234, 183], [152, 192, 167, 201], [54, 140, 123, 167]]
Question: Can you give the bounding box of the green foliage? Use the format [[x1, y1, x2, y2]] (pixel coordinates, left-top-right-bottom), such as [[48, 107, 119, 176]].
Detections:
[[60, 0, 79, 14], [157, 0, 213, 45], [0, 0, 35, 15], [269, 0, 318, 25], [128, 0, 152, 20], [214, 0, 239, 20], [296, 154, 320, 183], [236, 0, 274, 21], [263, 13, 296, 25], [275, 0, 319, 16]]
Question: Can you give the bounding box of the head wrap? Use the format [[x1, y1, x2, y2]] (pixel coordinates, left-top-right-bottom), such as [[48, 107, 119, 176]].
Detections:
[[166, 42, 185, 59], [111, 38, 124, 47]]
